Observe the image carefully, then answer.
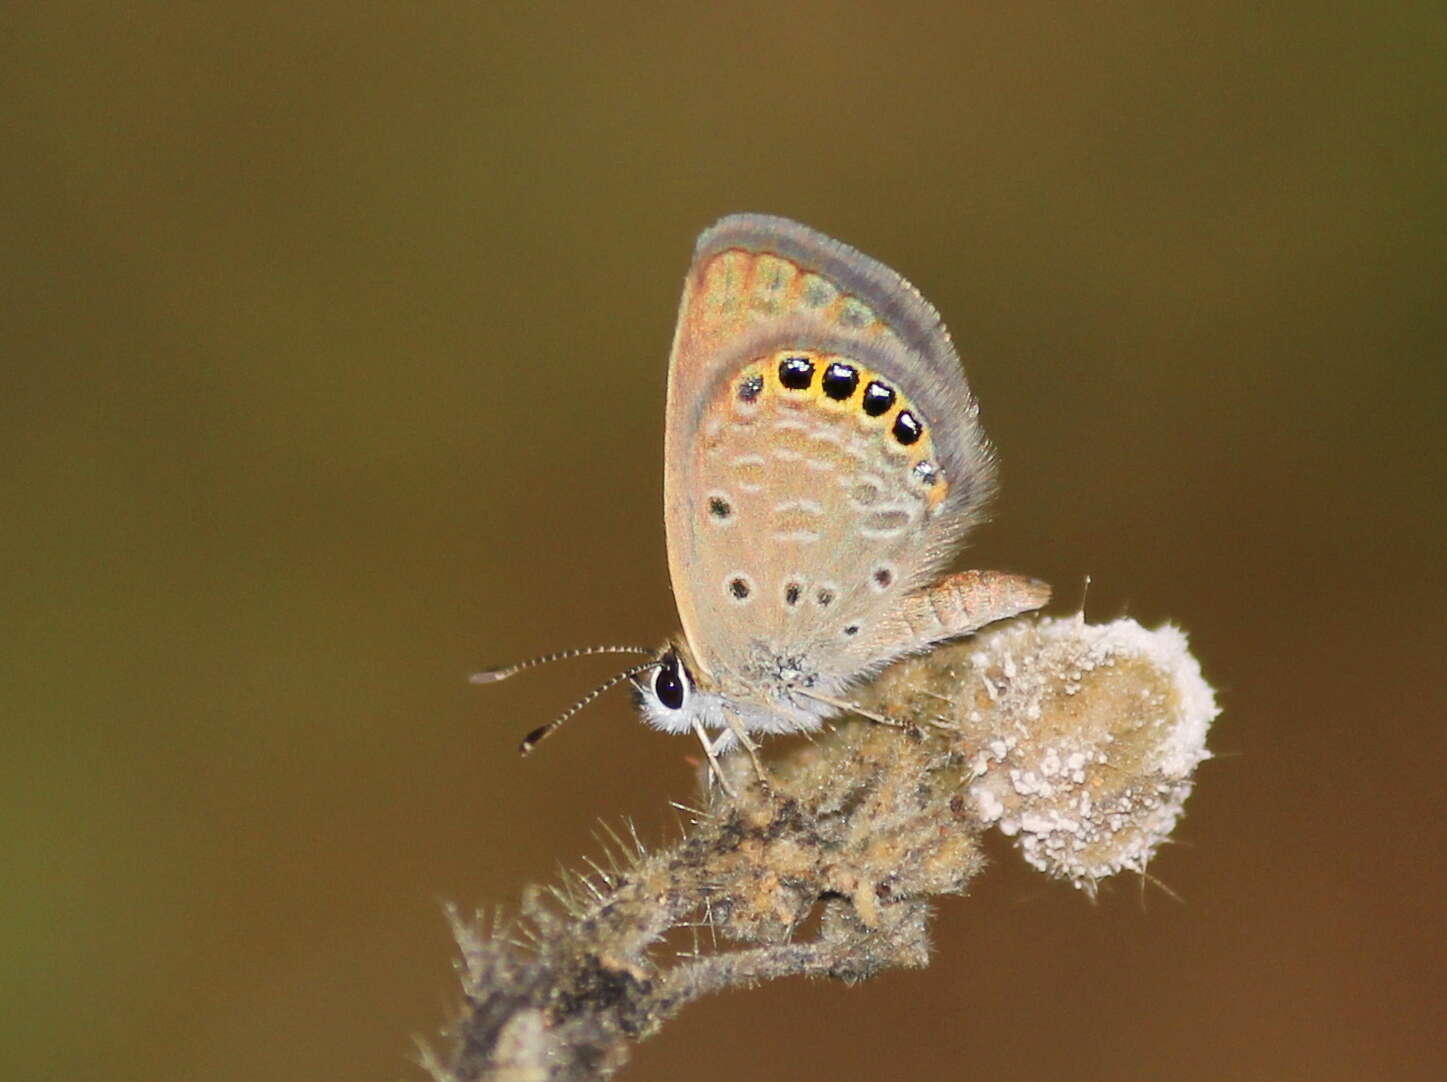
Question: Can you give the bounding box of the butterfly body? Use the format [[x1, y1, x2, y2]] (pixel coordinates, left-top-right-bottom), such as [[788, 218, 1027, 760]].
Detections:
[[634, 215, 1050, 751], [478, 215, 1047, 772], [634, 633, 838, 737]]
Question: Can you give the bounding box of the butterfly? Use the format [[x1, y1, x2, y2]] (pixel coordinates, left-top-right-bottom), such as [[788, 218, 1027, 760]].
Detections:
[[477, 214, 1049, 792]]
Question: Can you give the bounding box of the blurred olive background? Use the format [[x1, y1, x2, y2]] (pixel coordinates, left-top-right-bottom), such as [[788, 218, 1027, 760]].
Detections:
[[6, 3, 1443, 1080]]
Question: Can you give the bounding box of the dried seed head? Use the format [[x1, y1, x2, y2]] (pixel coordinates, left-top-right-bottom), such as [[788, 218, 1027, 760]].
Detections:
[[873, 616, 1218, 892]]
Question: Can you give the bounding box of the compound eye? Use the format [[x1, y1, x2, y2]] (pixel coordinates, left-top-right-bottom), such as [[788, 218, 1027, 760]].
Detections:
[[654, 656, 686, 711]]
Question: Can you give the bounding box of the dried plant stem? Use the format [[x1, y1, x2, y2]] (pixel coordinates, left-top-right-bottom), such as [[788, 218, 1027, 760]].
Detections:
[[426, 616, 1218, 1082]]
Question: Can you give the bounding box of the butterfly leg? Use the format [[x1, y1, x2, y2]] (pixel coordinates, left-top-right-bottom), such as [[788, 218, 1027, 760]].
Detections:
[[721, 712, 772, 792], [691, 719, 737, 799], [797, 688, 953, 732]]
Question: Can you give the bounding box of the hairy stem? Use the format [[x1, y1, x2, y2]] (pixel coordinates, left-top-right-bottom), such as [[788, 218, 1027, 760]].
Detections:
[[425, 616, 1218, 1081]]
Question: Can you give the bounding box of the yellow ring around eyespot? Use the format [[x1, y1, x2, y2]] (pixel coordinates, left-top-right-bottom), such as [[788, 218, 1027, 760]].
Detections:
[[757, 350, 949, 510]]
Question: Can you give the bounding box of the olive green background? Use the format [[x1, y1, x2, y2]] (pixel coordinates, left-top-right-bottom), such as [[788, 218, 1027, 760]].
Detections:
[[7, 3, 1443, 1081]]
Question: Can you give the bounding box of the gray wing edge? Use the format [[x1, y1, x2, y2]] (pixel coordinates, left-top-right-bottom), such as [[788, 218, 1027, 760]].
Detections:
[[693, 212, 960, 378]]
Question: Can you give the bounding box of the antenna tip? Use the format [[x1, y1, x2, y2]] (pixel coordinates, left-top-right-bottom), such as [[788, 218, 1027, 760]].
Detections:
[[519, 725, 548, 756], [470, 668, 512, 684]]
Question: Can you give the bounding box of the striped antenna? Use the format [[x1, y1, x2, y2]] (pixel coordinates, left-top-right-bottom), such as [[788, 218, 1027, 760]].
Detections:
[[470, 644, 655, 684], [519, 661, 663, 757]]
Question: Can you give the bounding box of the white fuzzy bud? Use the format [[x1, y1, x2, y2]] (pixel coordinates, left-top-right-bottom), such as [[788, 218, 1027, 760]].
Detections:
[[876, 615, 1219, 892]]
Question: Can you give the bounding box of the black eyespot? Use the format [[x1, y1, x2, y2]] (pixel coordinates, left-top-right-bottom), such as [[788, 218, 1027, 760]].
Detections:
[[862, 380, 896, 416], [737, 373, 763, 402], [816, 587, 835, 607], [729, 577, 751, 600], [912, 460, 940, 486], [784, 583, 801, 606], [873, 567, 894, 588], [821, 362, 859, 400], [654, 655, 685, 711], [844, 625, 859, 636], [778, 355, 815, 390], [892, 410, 923, 445], [708, 496, 732, 519]]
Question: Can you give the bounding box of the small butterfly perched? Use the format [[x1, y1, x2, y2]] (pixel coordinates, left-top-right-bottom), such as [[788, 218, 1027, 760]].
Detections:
[[476, 214, 1050, 791]]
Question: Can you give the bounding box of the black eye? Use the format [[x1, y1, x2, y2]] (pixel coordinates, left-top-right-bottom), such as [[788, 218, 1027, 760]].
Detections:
[[654, 656, 686, 711]]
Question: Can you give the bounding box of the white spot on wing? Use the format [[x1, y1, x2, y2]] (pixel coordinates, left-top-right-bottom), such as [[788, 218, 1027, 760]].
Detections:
[[732, 453, 766, 490], [773, 499, 823, 516], [859, 506, 915, 538]]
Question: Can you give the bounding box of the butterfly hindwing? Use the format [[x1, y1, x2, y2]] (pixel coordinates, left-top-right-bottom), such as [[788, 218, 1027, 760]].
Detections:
[[663, 215, 997, 685]]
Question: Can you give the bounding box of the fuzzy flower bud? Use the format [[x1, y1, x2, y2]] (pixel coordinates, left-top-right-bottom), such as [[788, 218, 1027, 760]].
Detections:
[[872, 616, 1218, 891]]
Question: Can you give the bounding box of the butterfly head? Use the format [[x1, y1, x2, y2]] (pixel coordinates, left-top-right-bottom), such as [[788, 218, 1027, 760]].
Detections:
[[632, 636, 722, 735], [632, 633, 850, 741]]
